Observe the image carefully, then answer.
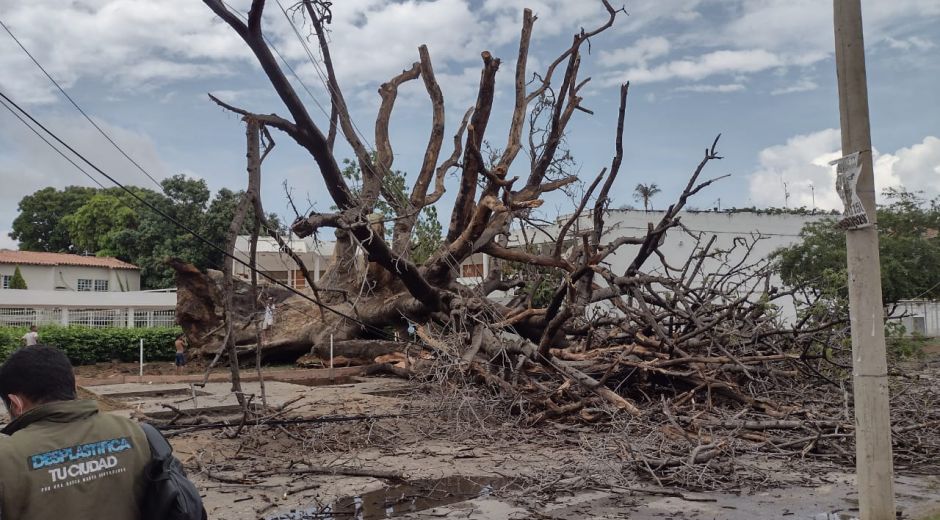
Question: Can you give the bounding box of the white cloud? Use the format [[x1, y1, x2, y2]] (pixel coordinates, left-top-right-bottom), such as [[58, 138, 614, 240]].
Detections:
[[770, 78, 818, 96], [674, 83, 745, 93], [615, 49, 782, 84], [883, 36, 936, 51], [747, 129, 844, 210], [747, 130, 940, 210], [0, 231, 17, 250], [0, 0, 250, 104], [876, 136, 940, 196], [596, 0, 939, 88], [599, 37, 671, 67], [481, 0, 608, 39], [0, 112, 171, 227], [714, 0, 940, 62]]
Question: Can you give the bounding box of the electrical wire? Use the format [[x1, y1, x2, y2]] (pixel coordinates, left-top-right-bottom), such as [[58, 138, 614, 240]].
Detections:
[[219, 1, 335, 126], [270, 0, 376, 152], [0, 7, 420, 346], [0, 89, 410, 342], [0, 17, 165, 192], [0, 95, 105, 189]]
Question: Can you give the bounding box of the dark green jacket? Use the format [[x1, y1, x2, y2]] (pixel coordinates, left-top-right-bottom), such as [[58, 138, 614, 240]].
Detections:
[[0, 400, 151, 520]]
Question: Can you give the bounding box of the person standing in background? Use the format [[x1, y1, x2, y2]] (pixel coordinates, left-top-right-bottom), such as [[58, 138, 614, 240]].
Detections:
[[21, 325, 39, 347], [174, 335, 187, 376]]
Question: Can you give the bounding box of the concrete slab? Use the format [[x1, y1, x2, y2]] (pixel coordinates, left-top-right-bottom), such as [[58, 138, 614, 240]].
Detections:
[[75, 365, 371, 387]]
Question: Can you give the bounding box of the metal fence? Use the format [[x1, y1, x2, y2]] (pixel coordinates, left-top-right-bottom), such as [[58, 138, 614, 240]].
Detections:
[[0, 307, 176, 328]]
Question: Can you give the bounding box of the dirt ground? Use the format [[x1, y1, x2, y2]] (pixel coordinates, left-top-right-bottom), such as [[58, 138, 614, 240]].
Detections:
[[69, 351, 939, 520], [74, 359, 223, 378], [2, 354, 937, 519]]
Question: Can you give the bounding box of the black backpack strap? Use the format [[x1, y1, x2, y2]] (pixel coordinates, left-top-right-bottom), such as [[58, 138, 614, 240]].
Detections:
[[138, 422, 208, 520], [140, 422, 173, 461]]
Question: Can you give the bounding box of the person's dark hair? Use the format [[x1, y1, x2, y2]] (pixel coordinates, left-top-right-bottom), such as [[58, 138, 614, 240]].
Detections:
[[0, 345, 76, 409]]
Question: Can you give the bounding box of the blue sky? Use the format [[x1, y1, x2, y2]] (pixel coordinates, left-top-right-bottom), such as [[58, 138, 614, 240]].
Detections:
[[0, 0, 938, 249]]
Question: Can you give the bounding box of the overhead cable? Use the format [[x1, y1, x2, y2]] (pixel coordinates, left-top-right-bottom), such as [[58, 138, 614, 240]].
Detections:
[[0, 17, 165, 191]]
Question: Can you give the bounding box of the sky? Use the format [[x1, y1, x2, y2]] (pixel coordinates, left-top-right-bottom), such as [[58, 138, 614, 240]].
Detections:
[[0, 0, 938, 250]]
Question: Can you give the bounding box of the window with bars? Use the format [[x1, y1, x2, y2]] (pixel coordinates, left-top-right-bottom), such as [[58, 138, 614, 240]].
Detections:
[[461, 263, 484, 278], [77, 279, 93, 291], [94, 279, 109, 292], [292, 270, 306, 289], [1, 275, 11, 289]]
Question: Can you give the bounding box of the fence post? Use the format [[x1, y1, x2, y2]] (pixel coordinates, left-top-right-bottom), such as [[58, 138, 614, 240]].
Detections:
[[139, 338, 144, 380], [60, 308, 69, 327], [127, 307, 135, 328]]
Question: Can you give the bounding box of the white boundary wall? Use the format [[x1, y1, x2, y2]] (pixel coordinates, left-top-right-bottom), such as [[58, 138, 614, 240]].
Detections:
[[891, 300, 940, 337], [0, 290, 176, 328]]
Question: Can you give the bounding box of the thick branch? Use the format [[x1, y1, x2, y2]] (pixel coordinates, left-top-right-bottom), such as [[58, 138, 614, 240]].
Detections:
[[426, 107, 471, 206], [445, 52, 501, 243], [391, 45, 446, 257], [375, 62, 422, 174], [592, 83, 629, 249], [497, 8, 535, 171], [202, 0, 352, 208], [303, 0, 377, 200]]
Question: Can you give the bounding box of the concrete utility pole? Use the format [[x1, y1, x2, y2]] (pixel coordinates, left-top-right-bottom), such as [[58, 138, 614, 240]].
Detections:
[[832, 1, 896, 519]]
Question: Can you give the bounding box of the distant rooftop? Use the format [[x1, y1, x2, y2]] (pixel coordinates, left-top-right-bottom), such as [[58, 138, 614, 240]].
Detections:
[[0, 250, 139, 270]]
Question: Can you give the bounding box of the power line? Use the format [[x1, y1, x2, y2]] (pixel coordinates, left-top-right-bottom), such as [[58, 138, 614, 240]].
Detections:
[[0, 17, 165, 192], [0, 89, 404, 341], [271, 0, 376, 152], [220, 0, 377, 153], [219, 0, 334, 126], [0, 95, 105, 189]]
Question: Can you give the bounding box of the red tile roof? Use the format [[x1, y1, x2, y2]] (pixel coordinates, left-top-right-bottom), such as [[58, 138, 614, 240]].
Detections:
[[0, 250, 139, 270]]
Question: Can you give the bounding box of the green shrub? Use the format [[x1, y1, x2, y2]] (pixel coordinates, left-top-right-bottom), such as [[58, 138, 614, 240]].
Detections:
[[0, 326, 182, 365], [884, 322, 926, 360], [9, 266, 27, 289]]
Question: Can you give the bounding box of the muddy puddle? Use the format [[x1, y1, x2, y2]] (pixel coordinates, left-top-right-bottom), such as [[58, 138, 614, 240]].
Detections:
[[145, 403, 265, 420], [274, 376, 357, 387], [103, 387, 211, 399], [360, 387, 413, 398], [265, 476, 512, 520]]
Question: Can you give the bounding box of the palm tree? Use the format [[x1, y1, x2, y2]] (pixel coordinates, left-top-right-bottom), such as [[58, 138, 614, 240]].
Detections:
[[633, 183, 661, 211]]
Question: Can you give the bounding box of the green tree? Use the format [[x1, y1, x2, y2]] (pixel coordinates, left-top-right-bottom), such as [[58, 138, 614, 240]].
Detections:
[[8, 266, 27, 289], [10, 186, 97, 252], [774, 188, 940, 304], [335, 158, 442, 264], [633, 183, 661, 211], [63, 192, 139, 256], [13, 176, 288, 289], [411, 205, 443, 264]]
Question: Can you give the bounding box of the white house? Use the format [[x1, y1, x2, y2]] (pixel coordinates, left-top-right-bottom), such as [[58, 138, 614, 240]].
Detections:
[[891, 300, 940, 337], [497, 209, 830, 321], [0, 250, 141, 292], [233, 236, 335, 290], [0, 289, 177, 328], [0, 250, 176, 328], [538, 209, 828, 279]]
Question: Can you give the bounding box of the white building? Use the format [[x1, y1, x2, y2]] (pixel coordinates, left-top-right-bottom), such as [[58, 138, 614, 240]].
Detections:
[[892, 300, 940, 337], [0, 289, 177, 328], [539, 209, 827, 278], [499, 209, 830, 321], [233, 236, 335, 290], [0, 250, 141, 292], [0, 250, 175, 328]]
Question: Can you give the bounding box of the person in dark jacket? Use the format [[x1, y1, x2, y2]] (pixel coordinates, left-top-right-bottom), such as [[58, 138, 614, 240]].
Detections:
[[0, 346, 156, 519]]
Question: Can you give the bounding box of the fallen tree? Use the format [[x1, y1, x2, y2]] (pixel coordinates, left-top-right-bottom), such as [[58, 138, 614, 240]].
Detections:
[[170, 0, 939, 484], [175, 0, 844, 407]]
